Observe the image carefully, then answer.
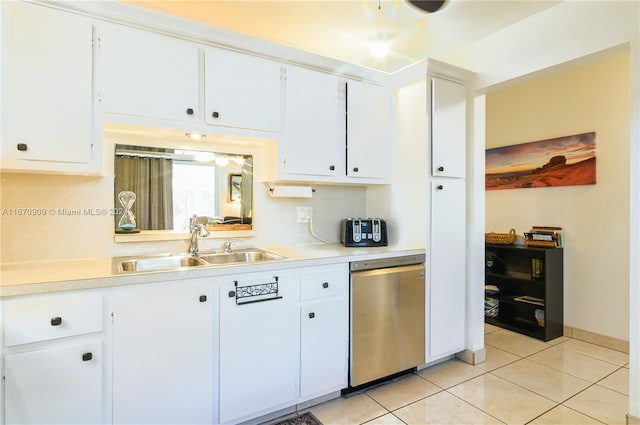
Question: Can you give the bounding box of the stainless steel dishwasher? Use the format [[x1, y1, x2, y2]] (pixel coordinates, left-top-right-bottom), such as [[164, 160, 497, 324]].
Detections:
[[349, 254, 426, 389]]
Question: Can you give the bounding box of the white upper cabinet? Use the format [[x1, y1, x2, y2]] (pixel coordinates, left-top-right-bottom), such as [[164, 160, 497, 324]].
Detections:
[[2, 1, 98, 173], [430, 76, 467, 178], [99, 23, 200, 123], [283, 65, 344, 178], [346, 80, 392, 180], [205, 48, 282, 132]]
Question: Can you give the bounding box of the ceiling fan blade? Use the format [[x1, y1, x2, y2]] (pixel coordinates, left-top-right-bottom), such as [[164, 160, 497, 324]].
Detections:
[[407, 0, 447, 13]]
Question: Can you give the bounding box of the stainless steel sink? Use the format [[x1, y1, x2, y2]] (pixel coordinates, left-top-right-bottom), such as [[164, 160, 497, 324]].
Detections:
[[198, 249, 286, 265], [118, 255, 207, 273], [116, 249, 286, 273]]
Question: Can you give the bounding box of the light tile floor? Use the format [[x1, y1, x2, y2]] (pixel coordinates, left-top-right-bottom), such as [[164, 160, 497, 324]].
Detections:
[[307, 325, 630, 425]]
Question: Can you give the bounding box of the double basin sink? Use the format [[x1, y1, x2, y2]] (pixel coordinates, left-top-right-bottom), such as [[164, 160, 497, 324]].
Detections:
[[117, 248, 286, 273]]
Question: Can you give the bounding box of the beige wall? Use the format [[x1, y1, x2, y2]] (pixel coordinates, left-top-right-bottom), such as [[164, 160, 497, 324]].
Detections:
[[485, 51, 631, 341]]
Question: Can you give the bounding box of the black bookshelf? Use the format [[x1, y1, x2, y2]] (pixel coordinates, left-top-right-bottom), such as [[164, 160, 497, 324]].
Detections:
[[485, 244, 563, 341]]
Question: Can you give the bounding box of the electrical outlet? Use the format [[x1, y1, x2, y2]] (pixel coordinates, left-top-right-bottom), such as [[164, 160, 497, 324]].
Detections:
[[296, 206, 312, 223]]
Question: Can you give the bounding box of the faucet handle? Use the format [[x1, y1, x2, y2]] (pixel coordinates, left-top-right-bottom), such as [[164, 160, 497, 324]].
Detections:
[[223, 241, 233, 253]]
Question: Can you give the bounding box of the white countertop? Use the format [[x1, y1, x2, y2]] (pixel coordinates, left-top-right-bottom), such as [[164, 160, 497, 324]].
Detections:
[[0, 243, 425, 298]]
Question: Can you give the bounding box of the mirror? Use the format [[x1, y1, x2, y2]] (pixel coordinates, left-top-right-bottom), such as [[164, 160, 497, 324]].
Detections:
[[114, 144, 253, 232]]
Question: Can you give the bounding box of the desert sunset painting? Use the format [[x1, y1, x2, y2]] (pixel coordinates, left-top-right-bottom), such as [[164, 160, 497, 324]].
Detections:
[[485, 132, 597, 190]]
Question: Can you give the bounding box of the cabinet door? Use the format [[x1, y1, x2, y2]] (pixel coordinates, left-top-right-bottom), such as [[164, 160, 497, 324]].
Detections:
[[429, 179, 466, 359], [346, 80, 392, 180], [112, 282, 216, 425], [283, 65, 343, 177], [2, 1, 96, 172], [100, 23, 199, 122], [5, 341, 103, 424], [219, 273, 298, 423], [431, 77, 466, 178], [205, 48, 282, 132], [300, 298, 348, 398]]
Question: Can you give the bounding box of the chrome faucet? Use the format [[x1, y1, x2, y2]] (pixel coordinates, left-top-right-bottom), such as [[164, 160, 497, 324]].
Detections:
[[223, 241, 233, 253], [189, 215, 209, 255]]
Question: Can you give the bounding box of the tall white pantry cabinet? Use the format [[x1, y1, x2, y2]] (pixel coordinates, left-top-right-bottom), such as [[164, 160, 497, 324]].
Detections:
[[425, 61, 475, 362]]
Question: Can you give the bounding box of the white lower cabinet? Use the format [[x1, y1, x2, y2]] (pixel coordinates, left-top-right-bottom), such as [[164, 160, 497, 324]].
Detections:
[[299, 265, 348, 400], [5, 341, 103, 425], [218, 271, 299, 424], [111, 280, 217, 425], [2, 292, 105, 424], [1, 264, 352, 425], [429, 178, 466, 359]]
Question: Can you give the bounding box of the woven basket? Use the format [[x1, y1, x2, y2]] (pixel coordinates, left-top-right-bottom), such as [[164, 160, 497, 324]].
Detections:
[[485, 228, 517, 245]]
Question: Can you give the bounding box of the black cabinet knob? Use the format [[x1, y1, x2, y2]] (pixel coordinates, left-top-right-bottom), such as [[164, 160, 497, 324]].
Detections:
[[329, 165, 335, 171], [212, 111, 219, 118], [50, 317, 62, 326], [228, 290, 236, 298], [353, 167, 359, 173], [199, 295, 207, 303], [17, 143, 28, 152], [436, 185, 444, 190], [308, 312, 315, 319], [438, 166, 444, 172], [82, 352, 93, 362], [186, 108, 194, 115], [322, 282, 329, 289]]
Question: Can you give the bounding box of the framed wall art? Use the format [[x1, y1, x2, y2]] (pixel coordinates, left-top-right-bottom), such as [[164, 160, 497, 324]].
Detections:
[[486, 131, 596, 190], [229, 174, 242, 202]]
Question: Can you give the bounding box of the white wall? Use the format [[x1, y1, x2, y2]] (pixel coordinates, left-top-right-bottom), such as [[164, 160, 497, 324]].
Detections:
[[367, 73, 428, 250]]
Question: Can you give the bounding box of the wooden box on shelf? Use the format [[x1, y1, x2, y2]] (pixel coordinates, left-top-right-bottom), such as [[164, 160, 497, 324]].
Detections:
[[485, 244, 563, 341]]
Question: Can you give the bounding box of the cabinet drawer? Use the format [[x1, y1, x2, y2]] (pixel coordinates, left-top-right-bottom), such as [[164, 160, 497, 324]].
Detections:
[[300, 266, 348, 301], [3, 294, 103, 346]]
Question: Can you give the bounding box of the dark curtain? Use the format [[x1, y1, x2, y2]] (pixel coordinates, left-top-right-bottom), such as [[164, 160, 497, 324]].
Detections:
[[114, 155, 174, 230]]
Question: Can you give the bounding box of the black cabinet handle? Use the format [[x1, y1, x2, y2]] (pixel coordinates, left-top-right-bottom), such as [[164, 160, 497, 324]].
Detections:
[[212, 111, 219, 118], [322, 282, 329, 289], [228, 290, 236, 298], [437, 166, 444, 172], [186, 108, 194, 115], [199, 295, 207, 303], [17, 143, 28, 152], [353, 167, 359, 173], [51, 317, 62, 326], [436, 185, 444, 190], [308, 312, 315, 319], [329, 165, 335, 171], [82, 352, 93, 362]]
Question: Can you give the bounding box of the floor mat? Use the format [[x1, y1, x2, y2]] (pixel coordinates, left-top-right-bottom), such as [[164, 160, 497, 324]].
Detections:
[[271, 412, 322, 425]]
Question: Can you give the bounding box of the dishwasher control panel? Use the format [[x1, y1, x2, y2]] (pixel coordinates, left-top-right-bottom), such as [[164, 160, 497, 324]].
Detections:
[[341, 218, 388, 247]]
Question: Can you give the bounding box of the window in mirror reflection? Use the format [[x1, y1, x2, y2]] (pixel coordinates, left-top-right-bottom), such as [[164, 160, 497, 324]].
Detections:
[[114, 144, 253, 231]]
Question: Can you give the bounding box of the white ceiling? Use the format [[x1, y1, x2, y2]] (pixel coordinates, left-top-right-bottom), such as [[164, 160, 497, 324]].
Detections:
[[123, 0, 560, 74]]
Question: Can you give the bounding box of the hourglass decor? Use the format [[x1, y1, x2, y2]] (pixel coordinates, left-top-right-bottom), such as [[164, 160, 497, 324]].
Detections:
[[117, 191, 137, 231]]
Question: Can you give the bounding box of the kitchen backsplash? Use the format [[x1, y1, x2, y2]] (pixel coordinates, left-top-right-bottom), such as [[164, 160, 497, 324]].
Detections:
[[0, 172, 366, 262]]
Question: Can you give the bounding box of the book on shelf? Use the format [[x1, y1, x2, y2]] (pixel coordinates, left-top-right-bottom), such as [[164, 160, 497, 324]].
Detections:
[[525, 226, 563, 248], [514, 295, 545, 306]]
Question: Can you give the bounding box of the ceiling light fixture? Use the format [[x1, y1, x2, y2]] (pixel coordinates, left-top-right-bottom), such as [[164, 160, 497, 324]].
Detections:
[[369, 38, 390, 60], [406, 0, 447, 13]]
